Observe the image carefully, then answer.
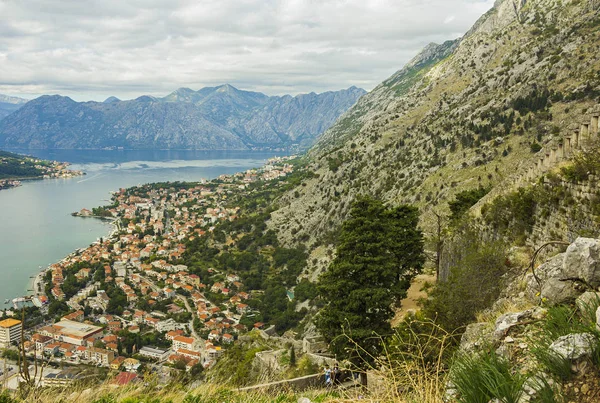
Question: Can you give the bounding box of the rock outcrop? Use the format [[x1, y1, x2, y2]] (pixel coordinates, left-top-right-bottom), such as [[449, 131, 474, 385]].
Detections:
[[526, 238, 600, 305]]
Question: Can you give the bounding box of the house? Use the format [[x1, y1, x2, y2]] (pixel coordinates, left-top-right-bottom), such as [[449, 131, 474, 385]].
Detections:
[[113, 372, 139, 386], [139, 346, 170, 361], [222, 333, 234, 344], [44, 342, 60, 355], [210, 282, 224, 293], [32, 334, 53, 353], [208, 330, 221, 342], [110, 356, 126, 370], [84, 347, 115, 366], [108, 321, 122, 332], [172, 335, 198, 352], [166, 330, 184, 341], [123, 358, 141, 372], [236, 303, 249, 314]]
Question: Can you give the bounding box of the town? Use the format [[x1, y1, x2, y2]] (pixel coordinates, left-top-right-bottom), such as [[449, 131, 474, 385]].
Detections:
[[0, 151, 84, 191], [0, 156, 300, 388]]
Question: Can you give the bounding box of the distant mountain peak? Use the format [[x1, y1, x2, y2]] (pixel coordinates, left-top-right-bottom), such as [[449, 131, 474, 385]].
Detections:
[[103, 96, 121, 103], [0, 94, 29, 121], [135, 95, 157, 102], [175, 87, 195, 94], [216, 84, 238, 93], [0, 94, 28, 105]]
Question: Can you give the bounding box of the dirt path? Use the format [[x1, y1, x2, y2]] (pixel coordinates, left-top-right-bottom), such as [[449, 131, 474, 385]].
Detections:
[[391, 273, 436, 326]]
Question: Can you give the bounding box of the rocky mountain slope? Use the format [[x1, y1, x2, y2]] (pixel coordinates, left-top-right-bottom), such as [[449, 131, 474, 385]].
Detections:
[[0, 85, 365, 150], [270, 0, 600, 257], [0, 94, 28, 121]]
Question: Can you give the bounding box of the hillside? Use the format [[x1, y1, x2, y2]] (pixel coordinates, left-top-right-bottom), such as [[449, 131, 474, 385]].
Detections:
[[0, 150, 50, 180], [270, 0, 600, 257], [0, 94, 28, 121], [0, 85, 365, 151]]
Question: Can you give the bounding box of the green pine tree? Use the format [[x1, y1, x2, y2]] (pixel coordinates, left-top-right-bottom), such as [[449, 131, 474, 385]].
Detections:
[[316, 196, 424, 382]]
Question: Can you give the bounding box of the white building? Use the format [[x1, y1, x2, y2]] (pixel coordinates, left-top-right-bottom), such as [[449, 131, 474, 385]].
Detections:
[[139, 346, 171, 361], [0, 319, 21, 348]]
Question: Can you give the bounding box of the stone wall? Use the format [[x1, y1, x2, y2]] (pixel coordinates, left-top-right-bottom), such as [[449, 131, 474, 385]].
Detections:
[[471, 106, 600, 217]]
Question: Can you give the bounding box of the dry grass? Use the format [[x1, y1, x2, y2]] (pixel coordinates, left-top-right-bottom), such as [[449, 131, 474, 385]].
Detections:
[[8, 380, 335, 403], [475, 298, 535, 324], [5, 318, 456, 403]]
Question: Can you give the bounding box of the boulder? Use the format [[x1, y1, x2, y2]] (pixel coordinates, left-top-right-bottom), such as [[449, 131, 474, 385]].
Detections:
[[540, 278, 580, 305], [563, 238, 600, 287], [549, 333, 596, 361], [525, 253, 564, 301], [575, 291, 600, 315]]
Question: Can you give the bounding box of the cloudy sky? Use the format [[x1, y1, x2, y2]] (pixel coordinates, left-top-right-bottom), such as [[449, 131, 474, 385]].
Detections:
[[0, 0, 494, 101]]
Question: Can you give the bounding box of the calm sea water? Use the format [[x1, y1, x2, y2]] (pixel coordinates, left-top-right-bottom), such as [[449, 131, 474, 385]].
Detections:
[[0, 149, 285, 306]]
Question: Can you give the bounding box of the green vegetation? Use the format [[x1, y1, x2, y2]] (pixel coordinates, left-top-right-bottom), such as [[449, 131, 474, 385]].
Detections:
[[448, 187, 489, 221], [451, 350, 526, 403], [316, 196, 424, 370], [424, 233, 508, 332], [0, 150, 48, 179], [560, 142, 600, 182], [481, 187, 537, 239], [209, 342, 269, 386]]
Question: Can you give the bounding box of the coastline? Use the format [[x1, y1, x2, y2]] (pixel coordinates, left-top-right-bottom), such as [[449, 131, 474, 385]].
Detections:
[[26, 217, 119, 302]]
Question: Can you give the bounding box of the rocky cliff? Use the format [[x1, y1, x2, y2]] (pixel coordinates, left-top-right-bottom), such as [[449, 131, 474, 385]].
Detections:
[[0, 85, 366, 150]]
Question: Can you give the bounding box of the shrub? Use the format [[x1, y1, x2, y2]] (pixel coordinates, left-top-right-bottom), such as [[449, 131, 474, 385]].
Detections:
[[560, 142, 600, 182], [424, 235, 508, 332], [448, 187, 489, 221], [450, 350, 525, 403], [530, 142, 543, 153]]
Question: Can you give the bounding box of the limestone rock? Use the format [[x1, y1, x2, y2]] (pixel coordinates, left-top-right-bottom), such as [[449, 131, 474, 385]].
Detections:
[[575, 291, 600, 315], [494, 308, 545, 338], [525, 253, 564, 301], [563, 238, 600, 287], [298, 398, 312, 403], [549, 333, 596, 361], [540, 278, 580, 305], [460, 322, 494, 351]]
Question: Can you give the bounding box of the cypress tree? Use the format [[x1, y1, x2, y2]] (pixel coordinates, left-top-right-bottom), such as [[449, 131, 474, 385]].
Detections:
[[316, 196, 424, 381]]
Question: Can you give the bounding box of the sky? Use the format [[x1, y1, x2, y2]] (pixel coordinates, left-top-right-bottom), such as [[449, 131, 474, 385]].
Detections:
[[0, 0, 495, 102]]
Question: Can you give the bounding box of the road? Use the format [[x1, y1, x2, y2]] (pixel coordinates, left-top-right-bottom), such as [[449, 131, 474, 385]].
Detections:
[[177, 295, 200, 340], [142, 274, 201, 341]]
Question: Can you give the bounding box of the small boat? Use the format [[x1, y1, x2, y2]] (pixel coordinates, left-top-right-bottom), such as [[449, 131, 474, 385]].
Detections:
[[4, 299, 9, 304]]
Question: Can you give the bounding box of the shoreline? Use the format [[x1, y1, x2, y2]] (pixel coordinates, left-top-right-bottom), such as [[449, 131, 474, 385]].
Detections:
[[25, 217, 119, 303]]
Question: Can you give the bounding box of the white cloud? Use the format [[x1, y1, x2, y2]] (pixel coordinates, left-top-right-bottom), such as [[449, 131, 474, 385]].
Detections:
[[0, 0, 495, 101], [444, 15, 456, 24]]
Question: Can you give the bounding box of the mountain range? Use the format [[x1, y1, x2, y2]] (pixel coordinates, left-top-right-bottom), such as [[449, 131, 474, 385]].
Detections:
[[0, 94, 28, 121], [0, 85, 365, 150]]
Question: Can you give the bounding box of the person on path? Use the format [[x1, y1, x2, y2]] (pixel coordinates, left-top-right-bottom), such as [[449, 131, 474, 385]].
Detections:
[[333, 363, 340, 385], [324, 366, 332, 387]]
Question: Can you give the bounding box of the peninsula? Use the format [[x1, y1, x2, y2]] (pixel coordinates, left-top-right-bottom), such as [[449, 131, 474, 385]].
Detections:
[[0, 149, 84, 190]]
